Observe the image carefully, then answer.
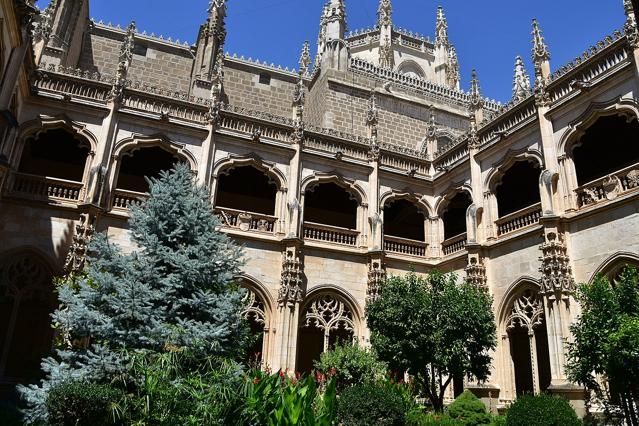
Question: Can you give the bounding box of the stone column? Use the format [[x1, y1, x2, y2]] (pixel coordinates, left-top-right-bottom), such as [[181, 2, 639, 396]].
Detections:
[[197, 123, 217, 188]]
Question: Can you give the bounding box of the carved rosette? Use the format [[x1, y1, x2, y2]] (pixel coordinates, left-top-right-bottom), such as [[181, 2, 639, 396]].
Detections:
[[64, 213, 97, 274], [539, 232, 575, 296], [367, 259, 386, 303], [465, 256, 487, 288], [278, 248, 304, 306]]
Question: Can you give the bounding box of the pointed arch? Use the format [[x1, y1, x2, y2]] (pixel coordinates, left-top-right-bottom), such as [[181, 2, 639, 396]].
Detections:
[[588, 251, 639, 284], [485, 147, 544, 192], [113, 133, 198, 172], [497, 276, 542, 329], [379, 188, 432, 217], [301, 171, 367, 206], [17, 114, 99, 156], [213, 154, 287, 191]]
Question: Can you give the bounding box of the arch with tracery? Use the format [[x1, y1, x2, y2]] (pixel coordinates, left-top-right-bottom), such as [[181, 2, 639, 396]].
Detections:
[[296, 291, 358, 372], [497, 280, 551, 401], [237, 276, 275, 366], [0, 250, 56, 390]]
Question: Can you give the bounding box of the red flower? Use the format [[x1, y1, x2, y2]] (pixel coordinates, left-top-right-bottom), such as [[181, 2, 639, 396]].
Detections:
[[253, 377, 261, 385], [295, 371, 301, 380], [328, 367, 337, 377], [279, 370, 285, 378]]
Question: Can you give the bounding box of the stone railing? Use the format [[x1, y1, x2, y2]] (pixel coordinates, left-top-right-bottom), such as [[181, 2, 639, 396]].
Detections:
[[442, 233, 467, 256], [8, 172, 84, 203], [575, 163, 639, 208], [384, 235, 427, 257], [216, 207, 277, 234], [121, 91, 209, 124], [496, 203, 542, 236], [303, 222, 359, 247], [32, 67, 111, 103], [434, 142, 470, 170], [111, 189, 146, 211]]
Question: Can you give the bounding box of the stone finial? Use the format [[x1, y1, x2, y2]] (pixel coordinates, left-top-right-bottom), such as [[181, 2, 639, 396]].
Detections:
[[531, 19, 550, 71], [624, 0, 639, 47], [33, 0, 57, 43], [446, 45, 460, 89], [512, 55, 531, 101], [299, 41, 311, 76], [207, 0, 228, 43], [109, 21, 136, 102], [377, 0, 392, 28], [435, 6, 449, 48], [469, 69, 483, 112]]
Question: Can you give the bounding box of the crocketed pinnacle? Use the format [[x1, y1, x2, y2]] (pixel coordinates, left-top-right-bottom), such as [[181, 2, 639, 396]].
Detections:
[[378, 0, 392, 28], [299, 41, 311, 76], [469, 69, 483, 111], [531, 19, 550, 66], [435, 6, 449, 48], [512, 56, 531, 101]]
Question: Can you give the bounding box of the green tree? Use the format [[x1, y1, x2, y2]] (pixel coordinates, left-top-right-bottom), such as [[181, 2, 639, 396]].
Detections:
[[19, 163, 248, 423], [567, 265, 639, 425], [314, 342, 387, 392], [366, 271, 496, 411]]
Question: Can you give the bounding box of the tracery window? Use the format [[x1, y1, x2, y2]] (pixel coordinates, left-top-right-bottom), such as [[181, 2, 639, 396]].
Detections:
[[241, 288, 267, 363], [0, 252, 55, 386], [297, 293, 355, 372]]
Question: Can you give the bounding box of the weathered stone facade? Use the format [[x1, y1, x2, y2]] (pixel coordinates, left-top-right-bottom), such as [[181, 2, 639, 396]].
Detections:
[[1, 0, 639, 415]]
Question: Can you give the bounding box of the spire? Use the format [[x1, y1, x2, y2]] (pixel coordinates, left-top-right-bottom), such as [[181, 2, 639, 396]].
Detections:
[[377, 0, 392, 28], [192, 0, 227, 95], [446, 45, 460, 89], [624, 0, 639, 47], [319, 0, 349, 71], [512, 56, 531, 101], [531, 19, 550, 75], [299, 41, 311, 76], [435, 6, 449, 48], [469, 69, 483, 112], [109, 21, 136, 102]]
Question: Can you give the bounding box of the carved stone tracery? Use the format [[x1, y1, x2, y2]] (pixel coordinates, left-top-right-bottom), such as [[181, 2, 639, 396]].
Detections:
[[278, 247, 304, 306], [539, 232, 575, 296], [506, 288, 544, 334], [302, 294, 355, 351], [64, 213, 97, 274], [241, 288, 266, 326]]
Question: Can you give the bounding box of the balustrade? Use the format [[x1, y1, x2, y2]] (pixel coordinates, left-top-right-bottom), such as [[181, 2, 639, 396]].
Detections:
[[496, 203, 542, 236], [575, 163, 639, 208], [303, 222, 359, 247], [9, 173, 84, 203], [384, 235, 427, 257], [111, 189, 146, 211], [441, 233, 467, 256], [216, 207, 277, 233]]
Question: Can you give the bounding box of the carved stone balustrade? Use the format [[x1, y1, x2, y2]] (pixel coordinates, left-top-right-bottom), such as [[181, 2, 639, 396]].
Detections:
[[496, 203, 542, 236], [8, 172, 85, 203], [442, 232, 467, 256], [384, 235, 428, 257], [215, 207, 277, 234], [111, 189, 146, 211], [575, 162, 639, 208], [303, 222, 359, 247]]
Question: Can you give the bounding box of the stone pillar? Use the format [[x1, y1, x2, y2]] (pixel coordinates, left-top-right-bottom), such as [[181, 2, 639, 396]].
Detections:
[[198, 122, 217, 188], [273, 240, 305, 371]]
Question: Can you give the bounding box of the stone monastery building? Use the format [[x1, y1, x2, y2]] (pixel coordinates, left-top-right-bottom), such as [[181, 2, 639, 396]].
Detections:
[[1, 0, 639, 412]]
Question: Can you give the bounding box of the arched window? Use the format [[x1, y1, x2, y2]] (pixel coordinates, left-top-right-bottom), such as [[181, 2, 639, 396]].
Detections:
[[116, 146, 180, 193], [297, 293, 355, 373], [442, 192, 472, 240], [241, 288, 267, 364], [504, 286, 551, 396], [304, 182, 358, 230], [496, 161, 541, 217], [19, 129, 91, 182], [384, 199, 425, 241], [217, 166, 278, 215], [0, 252, 55, 388], [573, 115, 639, 186]]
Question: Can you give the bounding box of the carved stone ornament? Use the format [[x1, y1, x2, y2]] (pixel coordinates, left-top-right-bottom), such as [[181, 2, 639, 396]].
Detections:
[[241, 288, 266, 326], [379, 36, 393, 69], [367, 260, 386, 303], [109, 21, 136, 102], [303, 294, 354, 334], [539, 232, 575, 296], [465, 256, 487, 288], [278, 248, 304, 306], [506, 288, 544, 335], [237, 212, 252, 231], [533, 75, 551, 107], [602, 175, 621, 200], [624, 0, 639, 48], [377, 0, 392, 28], [64, 213, 97, 274], [627, 169, 639, 188]]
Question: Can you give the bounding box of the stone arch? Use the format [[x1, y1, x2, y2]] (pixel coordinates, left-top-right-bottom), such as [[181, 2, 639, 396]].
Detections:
[[213, 154, 287, 192], [113, 133, 198, 172], [434, 184, 474, 217], [498, 277, 551, 399], [485, 148, 544, 192], [397, 60, 425, 79], [379, 189, 432, 217], [0, 248, 57, 386], [588, 251, 639, 284], [558, 96, 639, 156], [237, 274, 276, 365], [296, 286, 363, 372], [301, 171, 367, 206]]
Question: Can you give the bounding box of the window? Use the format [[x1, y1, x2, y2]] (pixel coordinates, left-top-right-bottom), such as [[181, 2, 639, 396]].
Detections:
[[258, 72, 271, 85]]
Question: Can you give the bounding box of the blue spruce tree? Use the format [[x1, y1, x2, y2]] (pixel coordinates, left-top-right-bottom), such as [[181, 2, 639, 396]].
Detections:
[[19, 163, 247, 422]]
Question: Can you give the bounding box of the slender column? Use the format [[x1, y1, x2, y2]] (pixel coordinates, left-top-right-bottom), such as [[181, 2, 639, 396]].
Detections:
[[529, 330, 540, 395], [197, 124, 216, 187]]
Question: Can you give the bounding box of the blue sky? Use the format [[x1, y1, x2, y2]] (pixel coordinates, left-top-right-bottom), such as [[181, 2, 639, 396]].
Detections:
[[39, 0, 624, 102]]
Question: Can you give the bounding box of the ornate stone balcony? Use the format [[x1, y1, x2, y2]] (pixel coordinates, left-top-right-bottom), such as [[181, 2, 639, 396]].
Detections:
[[303, 222, 359, 247], [8, 172, 84, 203], [496, 203, 542, 236], [575, 163, 639, 208], [442, 233, 468, 256], [384, 235, 428, 257], [216, 207, 277, 234], [111, 189, 145, 211]]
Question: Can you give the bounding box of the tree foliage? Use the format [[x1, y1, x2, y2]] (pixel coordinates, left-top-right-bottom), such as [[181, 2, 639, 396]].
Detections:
[[447, 390, 493, 426], [19, 163, 248, 422], [314, 342, 388, 392], [567, 265, 639, 424], [336, 382, 407, 426], [505, 394, 580, 426], [366, 271, 497, 411]]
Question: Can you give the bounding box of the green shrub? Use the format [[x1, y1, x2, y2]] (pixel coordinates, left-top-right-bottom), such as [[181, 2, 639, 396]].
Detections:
[[337, 383, 407, 426], [314, 342, 387, 392], [506, 394, 581, 426], [46, 381, 123, 426], [405, 410, 463, 425], [489, 416, 507, 426], [448, 390, 492, 426]]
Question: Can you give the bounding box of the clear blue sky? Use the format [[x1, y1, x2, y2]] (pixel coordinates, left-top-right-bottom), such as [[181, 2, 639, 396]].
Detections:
[[39, 0, 624, 102]]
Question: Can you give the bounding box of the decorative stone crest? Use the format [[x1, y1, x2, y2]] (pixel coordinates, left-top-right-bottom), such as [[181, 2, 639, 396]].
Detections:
[[32, 0, 56, 43], [109, 21, 136, 102], [64, 213, 97, 274], [531, 19, 550, 72], [377, 0, 392, 28], [539, 231, 575, 296], [465, 255, 487, 288], [299, 41, 311, 76], [278, 247, 304, 306], [367, 259, 386, 303]]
